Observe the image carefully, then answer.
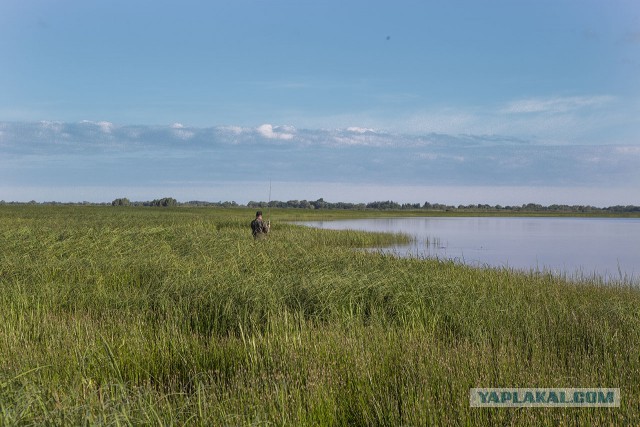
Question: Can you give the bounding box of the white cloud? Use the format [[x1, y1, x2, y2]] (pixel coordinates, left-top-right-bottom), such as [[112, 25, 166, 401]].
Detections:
[[39, 120, 64, 131], [331, 129, 396, 147], [97, 121, 114, 133], [79, 120, 115, 133], [256, 124, 295, 140], [346, 127, 376, 134]]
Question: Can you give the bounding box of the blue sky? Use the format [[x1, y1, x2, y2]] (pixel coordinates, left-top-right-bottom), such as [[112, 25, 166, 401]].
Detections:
[[1, 0, 639, 205]]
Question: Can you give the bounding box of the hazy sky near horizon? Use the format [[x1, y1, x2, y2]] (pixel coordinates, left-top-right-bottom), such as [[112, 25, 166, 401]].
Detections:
[[1, 0, 639, 205]]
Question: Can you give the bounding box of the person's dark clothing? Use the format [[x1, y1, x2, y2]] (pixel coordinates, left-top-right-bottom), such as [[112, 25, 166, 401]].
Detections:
[[251, 218, 269, 238]]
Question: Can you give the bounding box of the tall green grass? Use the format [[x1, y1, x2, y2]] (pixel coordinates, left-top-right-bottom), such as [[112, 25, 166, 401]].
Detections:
[[0, 205, 638, 425]]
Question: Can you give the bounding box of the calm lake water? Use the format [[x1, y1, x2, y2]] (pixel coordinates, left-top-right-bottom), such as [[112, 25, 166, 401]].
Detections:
[[300, 217, 640, 284]]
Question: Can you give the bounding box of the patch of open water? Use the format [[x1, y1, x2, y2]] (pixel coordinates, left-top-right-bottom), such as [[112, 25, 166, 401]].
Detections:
[[300, 217, 640, 284]]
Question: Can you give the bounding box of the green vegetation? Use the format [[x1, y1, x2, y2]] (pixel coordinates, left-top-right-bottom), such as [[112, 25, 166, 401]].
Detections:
[[254, 199, 640, 215], [1, 205, 639, 425], [3, 197, 640, 216]]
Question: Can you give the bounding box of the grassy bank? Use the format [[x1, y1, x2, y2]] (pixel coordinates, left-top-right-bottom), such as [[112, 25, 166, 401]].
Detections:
[[1, 205, 639, 425]]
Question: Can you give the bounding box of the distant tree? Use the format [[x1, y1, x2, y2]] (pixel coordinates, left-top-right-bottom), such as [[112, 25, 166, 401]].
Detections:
[[522, 203, 544, 211], [401, 203, 420, 209], [366, 201, 401, 210], [149, 197, 177, 207], [161, 197, 177, 207], [112, 197, 131, 206], [311, 198, 327, 209], [299, 200, 312, 209]]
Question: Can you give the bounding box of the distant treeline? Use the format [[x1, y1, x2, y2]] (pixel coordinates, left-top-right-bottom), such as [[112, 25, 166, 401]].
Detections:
[[1, 198, 638, 213], [247, 199, 640, 213]]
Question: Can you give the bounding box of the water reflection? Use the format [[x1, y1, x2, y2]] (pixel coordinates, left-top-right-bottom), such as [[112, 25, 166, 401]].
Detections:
[[300, 217, 640, 284]]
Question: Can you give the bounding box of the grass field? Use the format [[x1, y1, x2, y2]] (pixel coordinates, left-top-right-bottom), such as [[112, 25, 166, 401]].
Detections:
[[1, 205, 639, 425]]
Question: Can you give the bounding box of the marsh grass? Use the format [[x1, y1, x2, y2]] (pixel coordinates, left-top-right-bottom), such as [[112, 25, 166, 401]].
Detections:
[[0, 205, 639, 425]]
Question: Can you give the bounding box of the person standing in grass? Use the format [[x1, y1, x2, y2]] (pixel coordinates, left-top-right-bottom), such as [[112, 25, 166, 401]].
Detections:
[[251, 210, 270, 239]]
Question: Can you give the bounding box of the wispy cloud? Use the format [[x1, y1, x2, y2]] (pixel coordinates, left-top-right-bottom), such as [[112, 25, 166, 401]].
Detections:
[[500, 95, 615, 114], [391, 93, 638, 146]]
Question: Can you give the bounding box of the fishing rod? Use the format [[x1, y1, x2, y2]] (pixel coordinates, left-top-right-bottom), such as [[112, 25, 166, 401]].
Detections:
[[267, 179, 272, 228]]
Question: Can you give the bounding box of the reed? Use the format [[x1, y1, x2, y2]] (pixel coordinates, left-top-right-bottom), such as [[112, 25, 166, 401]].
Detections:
[[0, 205, 638, 425]]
